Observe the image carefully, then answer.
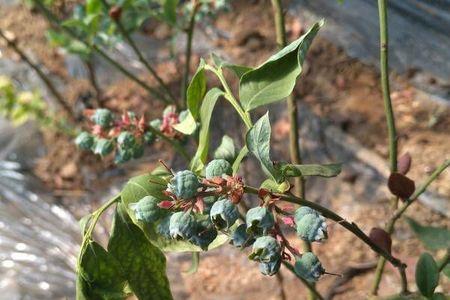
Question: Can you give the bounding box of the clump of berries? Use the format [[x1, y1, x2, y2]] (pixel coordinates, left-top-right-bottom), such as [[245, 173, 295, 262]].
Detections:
[[75, 106, 188, 164], [130, 158, 332, 281]]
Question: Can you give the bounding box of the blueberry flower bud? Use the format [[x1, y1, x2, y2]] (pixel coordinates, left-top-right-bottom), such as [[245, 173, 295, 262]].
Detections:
[[167, 170, 200, 199], [163, 105, 176, 117], [93, 138, 114, 156], [205, 159, 232, 179], [169, 211, 196, 240], [133, 196, 167, 224], [249, 236, 281, 263], [294, 207, 327, 242], [294, 252, 325, 282], [210, 198, 239, 230], [189, 218, 218, 250], [231, 224, 254, 248], [91, 108, 113, 128], [117, 131, 136, 148], [246, 207, 275, 235], [259, 259, 281, 276], [75, 132, 94, 150]]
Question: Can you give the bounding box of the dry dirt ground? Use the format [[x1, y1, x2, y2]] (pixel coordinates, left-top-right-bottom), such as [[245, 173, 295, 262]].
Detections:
[[0, 1, 449, 299]]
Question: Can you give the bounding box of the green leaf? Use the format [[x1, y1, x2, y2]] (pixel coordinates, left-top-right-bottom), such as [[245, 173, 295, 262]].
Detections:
[[214, 135, 236, 162], [260, 179, 290, 193], [108, 206, 173, 300], [86, 0, 102, 15], [78, 214, 92, 237], [172, 111, 197, 135], [78, 241, 126, 300], [239, 20, 323, 111], [121, 173, 169, 209], [211, 53, 252, 78], [279, 163, 342, 178], [415, 253, 439, 298], [190, 88, 224, 172], [406, 217, 450, 250], [162, 0, 178, 26], [246, 112, 281, 181], [186, 59, 206, 120]]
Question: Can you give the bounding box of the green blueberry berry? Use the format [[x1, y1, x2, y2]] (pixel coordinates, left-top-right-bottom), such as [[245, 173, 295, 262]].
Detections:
[[91, 108, 113, 128], [132, 143, 144, 159], [117, 131, 136, 148], [133, 196, 167, 224], [246, 207, 275, 235], [189, 218, 218, 250], [259, 259, 281, 276], [93, 138, 114, 156], [144, 131, 156, 145], [169, 211, 196, 240], [75, 131, 94, 150], [231, 223, 254, 248], [210, 198, 238, 230], [249, 236, 281, 263], [157, 215, 171, 238], [294, 252, 325, 282], [203, 196, 218, 214], [114, 148, 132, 163], [205, 159, 232, 179], [295, 207, 327, 242], [167, 170, 200, 199]]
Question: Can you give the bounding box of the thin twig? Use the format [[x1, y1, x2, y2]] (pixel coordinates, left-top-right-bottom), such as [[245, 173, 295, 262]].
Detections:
[[0, 29, 74, 119], [32, 0, 170, 105], [99, 0, 177, 105], [181, 1, 200, 106]]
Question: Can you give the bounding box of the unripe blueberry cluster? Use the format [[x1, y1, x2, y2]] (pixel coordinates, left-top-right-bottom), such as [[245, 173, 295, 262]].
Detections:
[[130, 158, 329, 281], [75, 106, 188, 164]]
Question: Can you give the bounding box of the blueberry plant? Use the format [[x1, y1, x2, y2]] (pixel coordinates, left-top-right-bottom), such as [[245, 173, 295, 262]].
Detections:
[[74, 12, 450, 298]]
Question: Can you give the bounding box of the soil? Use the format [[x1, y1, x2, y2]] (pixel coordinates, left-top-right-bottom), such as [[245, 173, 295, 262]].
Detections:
[[0, 0, 448, 299]]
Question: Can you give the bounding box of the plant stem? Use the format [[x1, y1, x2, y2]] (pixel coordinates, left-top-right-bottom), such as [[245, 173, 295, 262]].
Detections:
[[181, 1, 200, 106], [205, 65, 252, 129], [371, 0, 401, 294], [378, 0, 397, 176], [243, 185, 406, 270], [85, 58, 102, 107], [99, 0, 177, 106], [437, 249, 449, 272], [371, 159, 449, 295], [0, 29, 74, 119], [282, 261, 324, 300], [32, 0, 170, 105], [270, 1, 313, 298]]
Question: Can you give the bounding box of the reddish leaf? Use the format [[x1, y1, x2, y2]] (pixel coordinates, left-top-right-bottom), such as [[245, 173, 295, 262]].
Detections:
[[369, 227, 392, 254], [157, 201, 173, 209], [388, 172, 415, 200], [109, 6, 122, 20], [397, 152, 412, 175]]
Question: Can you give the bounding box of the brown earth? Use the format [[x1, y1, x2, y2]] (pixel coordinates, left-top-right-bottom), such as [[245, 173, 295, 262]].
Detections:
[[0, 0, 448, 299]]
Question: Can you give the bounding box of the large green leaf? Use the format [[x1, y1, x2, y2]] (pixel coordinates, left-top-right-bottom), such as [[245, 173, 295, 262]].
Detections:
[[78, 241, 126, 300], [108, 206, 173, 300], [279, 163, 342, 178], [415, 253, 439, 298], [246, 113, 281, 181], [214, 135, 236, 163], [174, 59, 206, 135], [406, 217, 450, 250], [239, 21, 323, 111], [190, 88, 225, 172]]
